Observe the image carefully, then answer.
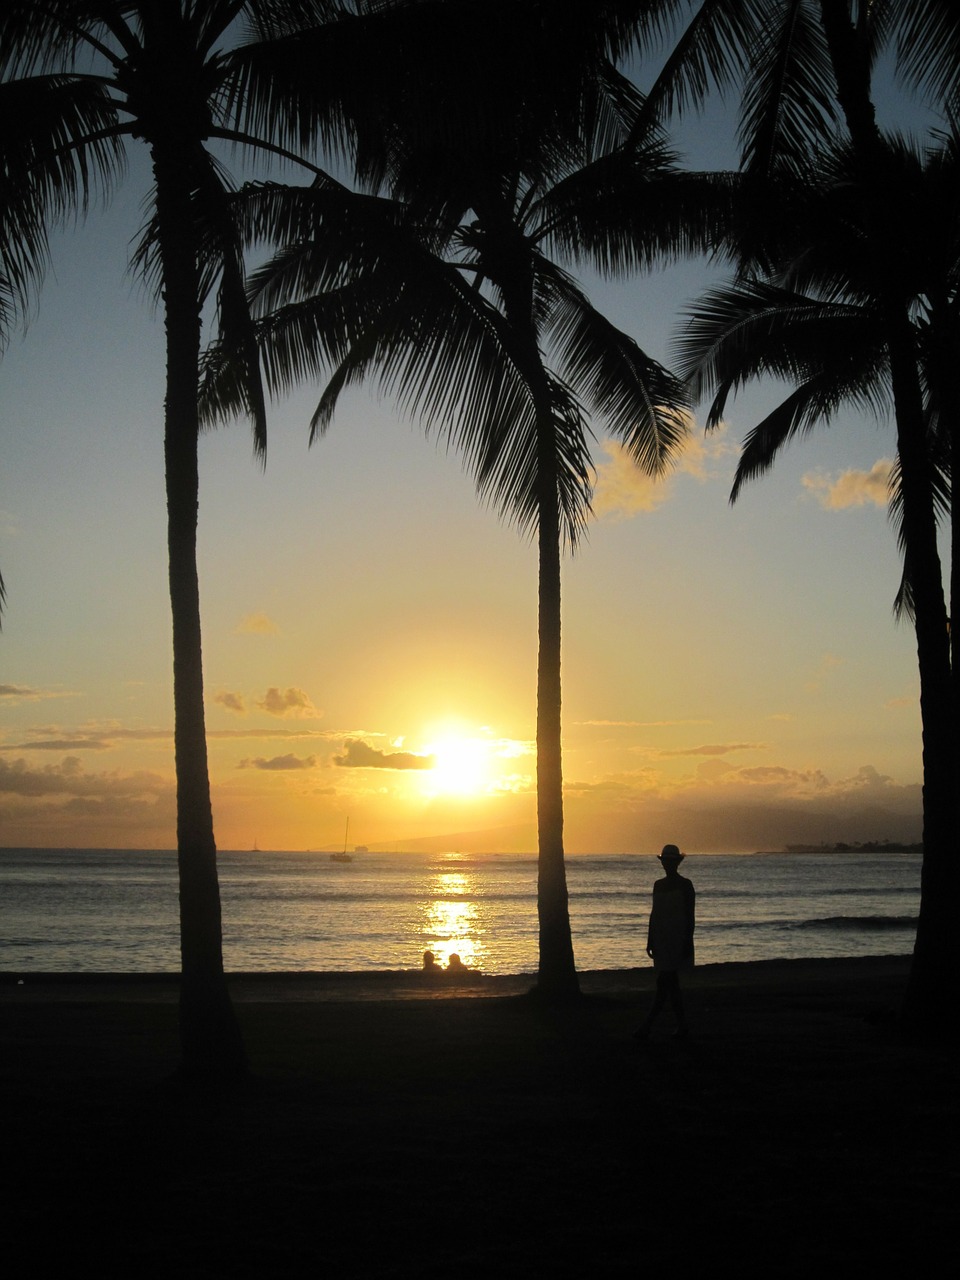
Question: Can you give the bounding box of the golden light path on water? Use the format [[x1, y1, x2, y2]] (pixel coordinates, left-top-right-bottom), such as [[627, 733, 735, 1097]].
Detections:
[[418, 869, 484, 969]]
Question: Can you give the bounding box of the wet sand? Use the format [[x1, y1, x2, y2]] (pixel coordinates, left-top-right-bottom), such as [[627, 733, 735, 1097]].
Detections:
[[2, 957, 955, 1274]]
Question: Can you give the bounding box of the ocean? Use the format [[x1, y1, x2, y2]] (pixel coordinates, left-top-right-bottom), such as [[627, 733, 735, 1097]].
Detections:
[[0, 847, 920, 975]]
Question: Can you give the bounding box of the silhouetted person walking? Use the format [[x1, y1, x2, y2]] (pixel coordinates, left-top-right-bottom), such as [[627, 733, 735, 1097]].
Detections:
[[636, 844, 695, 1040]]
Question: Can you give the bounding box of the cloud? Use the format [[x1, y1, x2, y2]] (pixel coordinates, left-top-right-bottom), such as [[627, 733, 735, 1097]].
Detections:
[[592, 424, 734, 521], [0, 756, 177, 840], [80, 726, 172, 741], [802, 459, 894, 510], [236, 611, 280, 635], [0, 755, 170, 799], [215, 691, 246, 714], [658, 742, 765, 758], [729, 764, 830, 790], [672, 423, 738, 480], [678, 760, 924, 812], [592, 440, 672, 517], [0, 725, 174, 751], [560, 757, 921, 851], [573, 758, 918, 813], [576, 718, 713, 729], [566, 771, 660, 796], [240, 754, 317, 771], [333, 738, 436, 770], [0, 684, 75, 701], [207, 728, 343, 741], [256, 687, 318, 718]]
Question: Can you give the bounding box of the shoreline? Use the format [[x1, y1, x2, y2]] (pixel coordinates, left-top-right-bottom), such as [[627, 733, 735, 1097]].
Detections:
[[0, 953, 911, 1002]]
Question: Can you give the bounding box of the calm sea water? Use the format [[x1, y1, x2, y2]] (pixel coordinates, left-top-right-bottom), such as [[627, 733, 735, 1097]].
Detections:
[[0, 848, 920, 976]]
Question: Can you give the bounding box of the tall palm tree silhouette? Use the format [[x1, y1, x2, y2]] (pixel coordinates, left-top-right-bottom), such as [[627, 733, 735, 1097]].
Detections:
[[677, 0, 960, 1032], [0, 0, 374, 1076], [202, 44, 733, 995]]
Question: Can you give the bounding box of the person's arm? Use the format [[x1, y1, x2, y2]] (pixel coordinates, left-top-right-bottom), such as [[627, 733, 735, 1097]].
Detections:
[[683, 881, 696, 957], [646, 884, 657, 957]]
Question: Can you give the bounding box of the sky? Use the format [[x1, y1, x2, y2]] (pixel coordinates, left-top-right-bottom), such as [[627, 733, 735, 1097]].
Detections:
[[0, 22, 939, 854]]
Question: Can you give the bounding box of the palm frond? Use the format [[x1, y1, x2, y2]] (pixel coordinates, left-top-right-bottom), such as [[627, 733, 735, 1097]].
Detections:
[[638, 0, 759, 127], [676, 279, 888, 417], [893, 0, 960, 118], [888, 421, 951, 622], [728, 365, 883, 501], [738, 0, 840, 177], [0, 74, 123, 344], [0, 2, 132, 74], [541, 155, 740, 276], [543, 261, 688, 474]]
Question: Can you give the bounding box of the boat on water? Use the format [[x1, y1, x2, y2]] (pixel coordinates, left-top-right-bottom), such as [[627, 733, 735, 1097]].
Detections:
[[330, 818, 355, 863]]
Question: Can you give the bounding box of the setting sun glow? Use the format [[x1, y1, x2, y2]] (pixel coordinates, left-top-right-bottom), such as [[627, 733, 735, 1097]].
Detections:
[[422, 730, 493, 796]]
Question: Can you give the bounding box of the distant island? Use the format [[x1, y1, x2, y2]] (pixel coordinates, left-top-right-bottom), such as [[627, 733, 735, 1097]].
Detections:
[[768, 841, 923, 854]]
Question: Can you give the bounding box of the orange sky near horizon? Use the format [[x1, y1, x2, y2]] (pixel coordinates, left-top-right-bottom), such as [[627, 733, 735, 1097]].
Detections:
[[0, 372, 923, 855]]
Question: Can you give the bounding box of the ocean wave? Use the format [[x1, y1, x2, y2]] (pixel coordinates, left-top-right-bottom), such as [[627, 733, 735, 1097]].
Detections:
[[793, 915, 917, 931]]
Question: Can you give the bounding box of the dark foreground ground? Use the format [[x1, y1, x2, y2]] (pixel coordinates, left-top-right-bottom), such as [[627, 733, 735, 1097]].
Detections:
[[1, 957, 955, 1276]]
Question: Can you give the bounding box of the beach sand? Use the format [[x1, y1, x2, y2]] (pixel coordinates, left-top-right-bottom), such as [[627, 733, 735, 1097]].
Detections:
[[2, 957, 955, 1275]]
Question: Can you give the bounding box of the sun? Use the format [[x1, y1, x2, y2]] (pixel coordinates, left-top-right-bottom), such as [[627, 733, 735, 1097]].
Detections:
[[422, 729, 493, 797]]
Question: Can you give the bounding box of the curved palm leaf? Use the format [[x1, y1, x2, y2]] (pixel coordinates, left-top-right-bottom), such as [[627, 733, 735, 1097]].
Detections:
[[541, 259, 689, 471], [893, 0, 960, 118], [738, 0, 840, 177]]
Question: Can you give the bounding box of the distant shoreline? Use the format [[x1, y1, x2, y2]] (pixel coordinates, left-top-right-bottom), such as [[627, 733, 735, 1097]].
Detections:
[[756, 842, 922, 855]]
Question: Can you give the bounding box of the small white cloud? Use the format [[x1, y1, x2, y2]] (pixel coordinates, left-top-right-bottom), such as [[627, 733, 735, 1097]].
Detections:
[[256, 687, 318, 719], [592, 424, 733, 521], [215, 691, 246, 714], [593, 440, 672, 518], [240, 754, 317, 771], [802, 459, 894, 510]]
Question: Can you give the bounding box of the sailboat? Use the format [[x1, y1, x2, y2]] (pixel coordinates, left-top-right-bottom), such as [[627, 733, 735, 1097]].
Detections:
[[330, 817, 354, 863]]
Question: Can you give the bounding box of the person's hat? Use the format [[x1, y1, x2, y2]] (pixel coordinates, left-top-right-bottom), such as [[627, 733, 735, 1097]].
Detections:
[[658, 844, 684, 863]]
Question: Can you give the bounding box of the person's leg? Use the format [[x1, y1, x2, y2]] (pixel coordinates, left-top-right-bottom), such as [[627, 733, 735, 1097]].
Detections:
[[664, 972, 688, 1036], [636, 972, 670, 1038]]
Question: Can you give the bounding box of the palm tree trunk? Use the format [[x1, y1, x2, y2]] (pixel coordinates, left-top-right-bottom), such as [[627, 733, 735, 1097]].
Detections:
[[535, 418, 579, 999], [886, 310, 959, 1036], [817, 0, 882, 152], [153, 138, 246, 1079], [495, 251, 579, 999]]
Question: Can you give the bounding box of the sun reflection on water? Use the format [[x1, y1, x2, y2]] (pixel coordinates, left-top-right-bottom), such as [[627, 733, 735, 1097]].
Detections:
[[419, 868, 485, 970]]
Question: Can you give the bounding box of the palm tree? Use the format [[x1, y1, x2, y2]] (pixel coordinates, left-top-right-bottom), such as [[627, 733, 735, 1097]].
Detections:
[[677, 127, 960, 1034], [0, 0, 386, 1077], [201, 50, 734, 996], [653, 0, 960, 1036]]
